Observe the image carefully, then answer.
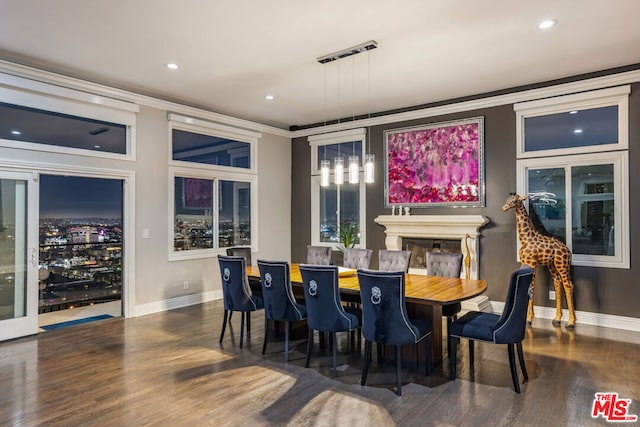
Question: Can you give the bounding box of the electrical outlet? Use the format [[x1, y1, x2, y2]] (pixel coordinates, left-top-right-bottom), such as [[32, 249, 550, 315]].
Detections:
[[183, 281, 189, 289], [549, 290, 556, 300]]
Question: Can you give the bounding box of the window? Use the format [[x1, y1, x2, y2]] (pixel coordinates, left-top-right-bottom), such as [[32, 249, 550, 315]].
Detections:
[[309, 128, 367, 248], [169, 113, 257, 172], [169, 115, 259, 261], [0, 78, 136, 159], [514, 86, 629, 268]]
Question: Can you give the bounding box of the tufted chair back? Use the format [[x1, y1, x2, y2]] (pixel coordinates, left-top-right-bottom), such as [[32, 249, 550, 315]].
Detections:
[[226, 246, 252, 266], [343, 248, 373, 269], [378, 250, 411, 272], [306, 245, 332, 265], [426, 252, 463, 278]]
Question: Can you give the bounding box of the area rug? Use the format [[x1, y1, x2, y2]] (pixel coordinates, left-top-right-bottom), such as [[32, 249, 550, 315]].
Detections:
[[40, 314, 114, 331]]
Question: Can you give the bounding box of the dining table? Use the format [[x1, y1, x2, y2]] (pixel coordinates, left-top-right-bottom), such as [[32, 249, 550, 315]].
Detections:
[[246, 263, 487, 365]]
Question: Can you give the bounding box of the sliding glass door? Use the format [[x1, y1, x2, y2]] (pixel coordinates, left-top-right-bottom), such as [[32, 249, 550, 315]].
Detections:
[[0, 171, 38, 341]]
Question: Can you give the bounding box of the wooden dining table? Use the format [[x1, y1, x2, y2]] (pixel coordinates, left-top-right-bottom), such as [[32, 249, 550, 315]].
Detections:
[[246, 263, 487, 365]]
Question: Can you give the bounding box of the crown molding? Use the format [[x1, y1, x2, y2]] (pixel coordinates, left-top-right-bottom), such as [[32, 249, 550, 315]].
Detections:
[[1, 59, 639, 141], [291, 69, 640, 138], [0, 60, 290, 137]]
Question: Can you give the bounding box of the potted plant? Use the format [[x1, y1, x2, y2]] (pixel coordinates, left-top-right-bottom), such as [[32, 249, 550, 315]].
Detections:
[[338, 222, 359, 253]]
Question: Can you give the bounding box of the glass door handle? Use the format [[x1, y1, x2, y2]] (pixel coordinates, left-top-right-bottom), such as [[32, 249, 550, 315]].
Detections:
[[31, 248, 38, 267]]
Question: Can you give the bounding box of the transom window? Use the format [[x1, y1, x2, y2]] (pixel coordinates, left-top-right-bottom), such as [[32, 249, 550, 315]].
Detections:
[[0, 74, 137, 158]]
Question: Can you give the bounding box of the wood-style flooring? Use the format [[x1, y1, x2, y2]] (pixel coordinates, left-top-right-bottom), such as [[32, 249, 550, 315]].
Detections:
[[1, 300, 639, 426]]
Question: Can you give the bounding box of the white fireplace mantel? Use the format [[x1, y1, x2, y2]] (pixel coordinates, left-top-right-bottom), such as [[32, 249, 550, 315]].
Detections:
[[374, 214, 489, 280]]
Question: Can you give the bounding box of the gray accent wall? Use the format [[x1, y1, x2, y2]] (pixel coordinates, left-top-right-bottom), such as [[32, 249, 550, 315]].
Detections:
[[292, 82, 639, 320]]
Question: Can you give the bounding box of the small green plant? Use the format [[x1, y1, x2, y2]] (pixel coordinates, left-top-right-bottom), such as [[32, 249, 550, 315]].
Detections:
[[338, 222, 358, 253]]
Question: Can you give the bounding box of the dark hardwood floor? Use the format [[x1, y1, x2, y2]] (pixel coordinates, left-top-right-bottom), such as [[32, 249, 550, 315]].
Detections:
[[1, 300, 639, 426]]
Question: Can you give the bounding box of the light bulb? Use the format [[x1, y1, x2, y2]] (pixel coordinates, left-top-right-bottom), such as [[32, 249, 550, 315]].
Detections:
[[348, 155, 360, 184], [334, 157, 344, 185], [320, 160, 330, 187], [364, 154, 375, 183]]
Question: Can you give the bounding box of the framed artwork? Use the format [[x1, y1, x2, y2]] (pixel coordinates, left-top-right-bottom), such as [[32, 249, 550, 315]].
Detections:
[[384, 116, 484, 207]]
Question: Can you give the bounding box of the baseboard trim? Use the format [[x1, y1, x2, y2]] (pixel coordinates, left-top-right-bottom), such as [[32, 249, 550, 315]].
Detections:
[[490, 301, 640, 332], [134, 290, 222, 317]]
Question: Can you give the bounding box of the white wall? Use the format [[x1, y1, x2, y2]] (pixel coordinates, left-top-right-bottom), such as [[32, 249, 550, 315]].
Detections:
[[0, 74, 291, 317]]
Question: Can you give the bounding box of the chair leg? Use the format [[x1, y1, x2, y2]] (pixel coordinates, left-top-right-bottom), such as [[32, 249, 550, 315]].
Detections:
[[469, 340, 475, 368], [262, 317, 269, 355], [449, 335, 457, 381], [516, 341, 528, 382], [396, 346, 402, 396], [332, 332, 337, 376], [246, 311, 251, 333], [284, 321, 290, 363], [361, 340, 371, 386], [220, 310, 229, 344], [377, 343, 384, 365], [305, 328, 313, 368], [239, 312, 245, 349], [508, 343, 521, 393]]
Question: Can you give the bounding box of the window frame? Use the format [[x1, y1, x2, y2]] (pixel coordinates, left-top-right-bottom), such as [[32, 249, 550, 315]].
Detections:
[[168, 113, 259, 174], [169, 166, 258, 261], [514, 85, 629, 159], [515, 86, 630, 269], [308, 128, 367, 249], [0, 72, 137, 160]]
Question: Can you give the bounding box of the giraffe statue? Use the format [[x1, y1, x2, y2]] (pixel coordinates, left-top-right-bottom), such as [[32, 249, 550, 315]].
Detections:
[[502, 193, 577, 328]]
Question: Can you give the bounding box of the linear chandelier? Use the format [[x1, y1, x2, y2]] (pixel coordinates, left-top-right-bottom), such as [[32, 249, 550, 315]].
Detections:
[[318, 41, 377, 186]]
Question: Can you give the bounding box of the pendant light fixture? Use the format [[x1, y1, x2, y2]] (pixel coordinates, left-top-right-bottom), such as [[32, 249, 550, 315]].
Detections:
[[320, 159, 330, 187], [348, 55, 360, 185], [364, 48, 375, 184], [316, 40, 378, 186], [334, 151, 344, 185], [320, 58, 330, 187], [349, 154, 360, 184]]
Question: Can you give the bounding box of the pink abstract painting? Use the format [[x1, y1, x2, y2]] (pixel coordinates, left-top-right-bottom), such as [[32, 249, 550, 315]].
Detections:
[[385, 117, 484, 206]]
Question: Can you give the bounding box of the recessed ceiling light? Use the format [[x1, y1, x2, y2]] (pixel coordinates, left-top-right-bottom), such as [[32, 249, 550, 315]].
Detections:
[[569, 110, 578, 114], [94, 145, 101, 149], [265, 95, 275, 100], [574, 129, 583, 134], [538, 19, 558, 30], [11, 130, 21, 135], [166, 63, 179, 70]]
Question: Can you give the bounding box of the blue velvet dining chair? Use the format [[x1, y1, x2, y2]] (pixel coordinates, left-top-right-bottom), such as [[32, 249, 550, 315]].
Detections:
[[448, 265, 534, 393], [218, 255, 264, 349], [342, 248, 373, 269], [257, 260, 307, 362], [357, 269, 432, 396], [306, 245, 332, 265], [378, 249, 412, 272], [299, 264, 361, 375]]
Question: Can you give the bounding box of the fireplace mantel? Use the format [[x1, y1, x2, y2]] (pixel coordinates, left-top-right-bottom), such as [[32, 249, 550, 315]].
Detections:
[[374, 214, 489, 280]]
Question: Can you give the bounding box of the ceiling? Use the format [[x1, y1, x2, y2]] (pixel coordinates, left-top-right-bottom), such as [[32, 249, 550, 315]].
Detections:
[[1, 1, 640, 130]]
